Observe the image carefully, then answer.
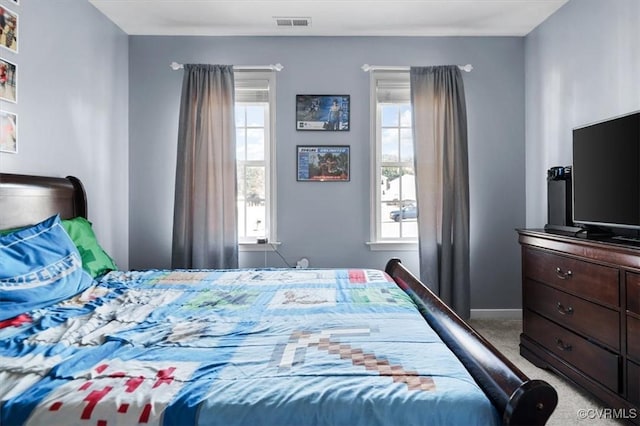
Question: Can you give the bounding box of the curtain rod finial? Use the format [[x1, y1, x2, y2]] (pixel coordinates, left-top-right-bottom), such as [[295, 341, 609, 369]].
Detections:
[[361, 64, 371, 72], [460, 64, 473, 72], [274, 63, 284, 71], [170, 62, 184, 70]]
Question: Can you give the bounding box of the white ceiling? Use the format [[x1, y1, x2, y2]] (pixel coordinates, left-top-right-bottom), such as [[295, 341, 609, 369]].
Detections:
[[89, 0, 569, 37]]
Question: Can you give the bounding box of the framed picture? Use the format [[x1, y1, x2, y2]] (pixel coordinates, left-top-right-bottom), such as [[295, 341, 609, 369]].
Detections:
[[0, 110, 17, 153], [296, 145, 350, 182], [296, 95, 350, 131], [0, 6, 18, 53], [0, 57, 16, 103]]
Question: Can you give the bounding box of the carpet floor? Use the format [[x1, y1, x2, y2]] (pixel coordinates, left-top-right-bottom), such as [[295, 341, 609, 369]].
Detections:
[[469, 319, 624, 425]]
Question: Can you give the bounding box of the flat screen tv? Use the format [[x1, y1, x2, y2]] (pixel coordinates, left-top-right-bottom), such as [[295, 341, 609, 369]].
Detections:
[[572, 111, 640, 231]]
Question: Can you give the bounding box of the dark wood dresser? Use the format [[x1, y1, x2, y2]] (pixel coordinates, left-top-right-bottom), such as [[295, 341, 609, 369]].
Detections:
[[518, 229, 639, 422]]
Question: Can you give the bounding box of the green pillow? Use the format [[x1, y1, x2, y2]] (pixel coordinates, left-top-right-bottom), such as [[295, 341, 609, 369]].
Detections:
[[61, 217, 117, 278]]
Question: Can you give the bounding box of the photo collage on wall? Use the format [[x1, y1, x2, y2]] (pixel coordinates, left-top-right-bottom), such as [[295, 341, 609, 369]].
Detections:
[[295, 95, 350, 182], [0, 0, 18, 154]]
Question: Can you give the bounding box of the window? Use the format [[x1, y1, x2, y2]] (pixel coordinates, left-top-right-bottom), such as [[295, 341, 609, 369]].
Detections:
[[235, 71, 276, 247], [369, 71, 417, 249]]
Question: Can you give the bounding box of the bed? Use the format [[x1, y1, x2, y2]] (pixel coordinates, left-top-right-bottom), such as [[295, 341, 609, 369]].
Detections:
[[0, 172, 557, 426]]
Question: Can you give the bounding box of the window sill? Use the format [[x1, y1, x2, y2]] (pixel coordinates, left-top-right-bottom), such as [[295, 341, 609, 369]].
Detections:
[[239, 241, 281, 252], [366, 241, 418, 251]]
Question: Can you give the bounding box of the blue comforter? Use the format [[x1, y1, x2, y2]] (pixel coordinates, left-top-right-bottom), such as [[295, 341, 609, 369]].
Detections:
[[0, 268, 500, 425]]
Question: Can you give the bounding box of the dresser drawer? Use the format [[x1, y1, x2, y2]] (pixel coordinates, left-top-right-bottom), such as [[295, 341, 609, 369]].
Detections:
[[628, 315, 640, 361], [628, 273, 640, 315], [629, 361, 640, 406], [523, 247, 619, 307], [524, 280, 620, 350], [524, 310, 620, 392]]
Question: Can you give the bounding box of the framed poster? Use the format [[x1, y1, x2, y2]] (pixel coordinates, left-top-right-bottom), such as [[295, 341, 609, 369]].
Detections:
[[296, 145, 350, 182], [0, 57, 16, 103], [0, 6, 18, 53], [296, 95, 350, 131], [0, 110, 17, 153]]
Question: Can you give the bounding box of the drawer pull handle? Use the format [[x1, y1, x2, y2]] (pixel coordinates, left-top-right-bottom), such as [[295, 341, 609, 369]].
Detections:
[[556, 302, 574, 315], [555, 267, 572, 279], [555, 338, 572, 351]]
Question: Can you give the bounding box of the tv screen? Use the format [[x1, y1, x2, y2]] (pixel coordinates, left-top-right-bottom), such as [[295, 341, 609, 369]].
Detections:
[[572, 111, 640, 230]]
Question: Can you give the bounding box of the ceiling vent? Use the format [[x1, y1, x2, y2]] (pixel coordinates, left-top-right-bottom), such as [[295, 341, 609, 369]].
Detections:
[[274, 17, 311, 28]]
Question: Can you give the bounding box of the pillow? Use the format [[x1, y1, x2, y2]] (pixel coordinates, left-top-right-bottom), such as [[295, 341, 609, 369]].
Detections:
[[61, 217, 117, 278], [0, 215, 94, 321]]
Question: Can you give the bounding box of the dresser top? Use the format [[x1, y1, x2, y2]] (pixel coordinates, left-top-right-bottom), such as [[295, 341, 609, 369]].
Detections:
[[517, 228, 640, 271]]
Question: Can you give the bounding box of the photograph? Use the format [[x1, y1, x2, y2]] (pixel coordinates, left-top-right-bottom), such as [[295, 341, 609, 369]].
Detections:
[[296, 95, 350, 131], [0, 110, 17, 153], [0, 57, 16, 103], [0, 6, 18, 53], [297, 145, 350, 182]]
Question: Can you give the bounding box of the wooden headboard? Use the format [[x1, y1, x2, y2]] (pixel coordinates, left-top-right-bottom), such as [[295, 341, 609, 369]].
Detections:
[[0, 173, 87, 229]]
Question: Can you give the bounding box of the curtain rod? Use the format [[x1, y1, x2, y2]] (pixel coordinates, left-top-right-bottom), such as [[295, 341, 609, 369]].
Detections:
[[170, 62, 283, 71], [361, 64, 473, 72]]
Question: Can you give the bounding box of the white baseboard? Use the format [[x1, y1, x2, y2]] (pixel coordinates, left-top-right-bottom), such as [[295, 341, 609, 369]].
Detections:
[[470, 309, 522, 320]]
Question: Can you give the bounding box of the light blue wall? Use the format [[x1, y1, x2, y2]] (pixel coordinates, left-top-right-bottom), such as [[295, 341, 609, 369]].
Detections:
[[129, 36, 526, 309], [0, 0, 130, 268], [4, 0, 636, 310], [525, 0, 640, 227]]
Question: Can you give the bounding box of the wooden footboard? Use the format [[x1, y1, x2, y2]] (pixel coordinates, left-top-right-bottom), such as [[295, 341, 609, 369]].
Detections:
[[385, 258, 557, 426]]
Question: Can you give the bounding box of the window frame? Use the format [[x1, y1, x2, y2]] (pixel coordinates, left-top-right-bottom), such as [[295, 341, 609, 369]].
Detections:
[[234, 71, 278, 251], [368, 71, 418, 251]]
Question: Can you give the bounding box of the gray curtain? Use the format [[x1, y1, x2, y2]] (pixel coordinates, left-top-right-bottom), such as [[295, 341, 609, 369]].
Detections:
[[410, 65, 470, 319], [172, 64, 238, 269]]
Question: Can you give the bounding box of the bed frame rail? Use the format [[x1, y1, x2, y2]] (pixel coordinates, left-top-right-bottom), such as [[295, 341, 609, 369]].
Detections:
[[385, 258, 557, 426]]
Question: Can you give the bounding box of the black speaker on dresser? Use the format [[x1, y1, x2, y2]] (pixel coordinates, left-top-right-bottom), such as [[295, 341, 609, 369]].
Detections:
[[544, 166, 579, 233]]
